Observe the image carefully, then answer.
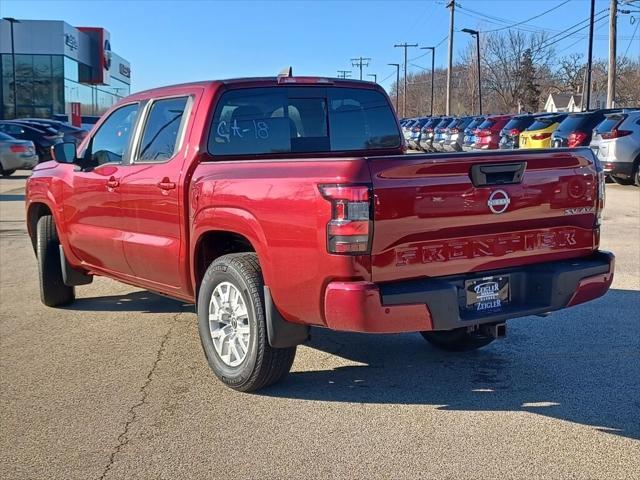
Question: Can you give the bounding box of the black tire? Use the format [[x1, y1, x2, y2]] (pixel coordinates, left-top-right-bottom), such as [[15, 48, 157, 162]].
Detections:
[[1, 168, 16, 177], [610, 175, 634, 186], [36, 215, 75, 307], [634, 163, 640, 188], [197, 253, 296, 392], [421, 328, 495, 352]]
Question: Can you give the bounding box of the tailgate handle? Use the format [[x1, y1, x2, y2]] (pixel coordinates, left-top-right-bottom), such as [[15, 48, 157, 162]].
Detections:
[[470, 162, 526, 187]]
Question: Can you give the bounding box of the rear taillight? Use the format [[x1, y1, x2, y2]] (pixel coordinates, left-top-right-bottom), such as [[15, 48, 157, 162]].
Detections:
[[476, 129, 491, 137], [319, 184, 372, 254], [9, 145, 28, 153], [412, 127, 420, 132], [450, 128, 459, 134], [531, 132, 552, 141], [509, 128, 520, 137], [567, 131, 588, 148], [601, 129, 632, 140]]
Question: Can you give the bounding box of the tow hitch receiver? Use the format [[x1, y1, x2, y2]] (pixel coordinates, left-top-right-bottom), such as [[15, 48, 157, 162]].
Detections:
[[479, 323, 507, 339]]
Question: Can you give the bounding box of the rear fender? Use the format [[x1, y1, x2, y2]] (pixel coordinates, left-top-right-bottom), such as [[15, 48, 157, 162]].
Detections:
[[191, 206, 272, 289]]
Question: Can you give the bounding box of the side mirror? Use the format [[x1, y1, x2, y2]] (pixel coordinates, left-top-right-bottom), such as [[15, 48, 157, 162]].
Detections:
[[51, 142, 77, 164]]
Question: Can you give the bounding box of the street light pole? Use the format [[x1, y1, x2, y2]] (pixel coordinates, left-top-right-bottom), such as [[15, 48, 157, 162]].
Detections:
[[421, 46, 435, 116], [388, 63, 400, 115], [3, 17, 20, 119], [462, 28, 482, 115], [585, 0, 596, 111]]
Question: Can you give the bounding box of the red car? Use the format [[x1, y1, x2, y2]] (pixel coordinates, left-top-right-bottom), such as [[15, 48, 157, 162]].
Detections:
[[474, 114, 513, 150], [26, 75, 614, 392]]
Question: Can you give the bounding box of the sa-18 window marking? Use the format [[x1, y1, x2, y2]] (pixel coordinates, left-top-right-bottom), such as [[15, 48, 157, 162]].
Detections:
[[216, 120, 270, 141]]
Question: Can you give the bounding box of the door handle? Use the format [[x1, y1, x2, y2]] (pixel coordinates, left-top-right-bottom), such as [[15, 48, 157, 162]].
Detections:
[[158, 178, 176, 190], [106, 177, 119, 189]]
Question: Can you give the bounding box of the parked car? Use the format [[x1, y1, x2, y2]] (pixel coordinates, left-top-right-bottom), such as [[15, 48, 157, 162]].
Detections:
[[461, 116, 485, 151], [499, 113, 544, 149], [443, 116, 474, 152], [418, 116, 443, 152], [473, 114, 512, 150], [550, 110, 622, 149], [408, 117, 431, 150], [590, 109, 640, 186], [17, 118, 88, 145], [519, 114, 567, 149], [0, 121, 62, 161], [0, 132, 38, 176], [432, 117, 454, 152], [402, 118, 418, 142], [28, 75, 613, 392]]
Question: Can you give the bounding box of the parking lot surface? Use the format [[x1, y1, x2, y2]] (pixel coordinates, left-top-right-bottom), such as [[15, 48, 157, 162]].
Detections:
[[1, 171, 639, 479]]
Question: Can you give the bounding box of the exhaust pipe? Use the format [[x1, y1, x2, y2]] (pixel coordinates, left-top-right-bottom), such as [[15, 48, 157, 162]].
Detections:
[[480, 323, 506, 339]]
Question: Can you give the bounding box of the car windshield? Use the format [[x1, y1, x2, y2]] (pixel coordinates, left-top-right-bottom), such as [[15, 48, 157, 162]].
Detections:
[[466, 118, 485, 131], [595, 115, 624, 133], [555, 115, 588, 132], [477, 118, 496, 130], [503, 116, 532, 131], [528, 117, 561, 131]]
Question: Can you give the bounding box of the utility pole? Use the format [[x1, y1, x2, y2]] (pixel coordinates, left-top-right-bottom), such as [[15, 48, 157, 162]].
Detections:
[[367, 73, 377, 83], [350, 57, 371, 80], [394, 43, 418, 118], [607, 0, 617, 108], [337, 70, 352, 79], [585, 0, 595, 111], [388, 63, 400, 114], [446, 0, 455, 115], [420, 46, 435, 116]]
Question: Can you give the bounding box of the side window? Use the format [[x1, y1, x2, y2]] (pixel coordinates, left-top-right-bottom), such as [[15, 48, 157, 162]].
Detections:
[[88, 103, 139, 166], [137, 96, 188, 162]]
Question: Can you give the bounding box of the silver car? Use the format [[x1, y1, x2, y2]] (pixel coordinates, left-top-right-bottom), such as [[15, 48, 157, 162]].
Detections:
[[0, 132, 38, 176], [590, 110, 640, 186]]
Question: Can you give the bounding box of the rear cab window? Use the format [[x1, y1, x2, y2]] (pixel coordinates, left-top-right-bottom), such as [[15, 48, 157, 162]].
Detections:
[[208, 87, 400, 156]]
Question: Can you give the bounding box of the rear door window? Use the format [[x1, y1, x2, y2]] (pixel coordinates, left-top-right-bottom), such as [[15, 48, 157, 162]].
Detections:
[[208, 87, 400, 156], [136, 96, 189, 162]]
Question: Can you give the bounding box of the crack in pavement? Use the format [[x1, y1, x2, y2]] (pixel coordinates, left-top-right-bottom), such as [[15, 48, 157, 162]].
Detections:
[[98, 312, 183, 480]]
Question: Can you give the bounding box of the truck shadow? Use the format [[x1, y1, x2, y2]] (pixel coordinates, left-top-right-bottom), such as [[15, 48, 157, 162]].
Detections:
[[265, 288, 640, 440], [64, 290, 191, 314]]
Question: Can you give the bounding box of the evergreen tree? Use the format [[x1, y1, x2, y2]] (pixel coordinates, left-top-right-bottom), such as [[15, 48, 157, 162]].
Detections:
[[518, 48, 541, 112]]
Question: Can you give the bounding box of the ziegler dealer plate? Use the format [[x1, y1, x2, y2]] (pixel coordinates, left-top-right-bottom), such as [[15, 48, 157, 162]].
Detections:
[[465, 275, 510, 312]]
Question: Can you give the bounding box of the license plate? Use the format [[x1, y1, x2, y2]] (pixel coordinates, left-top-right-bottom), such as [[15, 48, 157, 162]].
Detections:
[[521, 137, 527, 146], [465, 276, 510, 312]]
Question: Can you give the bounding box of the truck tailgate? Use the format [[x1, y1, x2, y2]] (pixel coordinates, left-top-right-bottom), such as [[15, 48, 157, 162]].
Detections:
[[367, 149, 599, 282]]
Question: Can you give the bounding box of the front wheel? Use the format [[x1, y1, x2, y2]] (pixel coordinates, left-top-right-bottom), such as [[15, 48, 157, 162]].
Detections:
[[421, 328, 495, 352], [197, 253, 296, 392], [36, 215, 75, 307]]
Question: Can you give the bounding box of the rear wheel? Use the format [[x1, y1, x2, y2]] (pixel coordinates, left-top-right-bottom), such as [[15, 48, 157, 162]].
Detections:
[[36, 215, 75, 307], [1, 168, 16, 177], [634, 163, 640, 187], [421, 328, 495, 352], [197, 253, 296, 392]]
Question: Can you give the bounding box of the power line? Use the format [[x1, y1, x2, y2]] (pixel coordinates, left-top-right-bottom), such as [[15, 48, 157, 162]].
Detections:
[[337, 70, 352, 79], [622, 18, 639, 57], [481, 0, 572, 33]]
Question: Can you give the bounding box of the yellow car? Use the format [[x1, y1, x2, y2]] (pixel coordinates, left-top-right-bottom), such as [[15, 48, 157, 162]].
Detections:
[[519, 114, 567, 149]]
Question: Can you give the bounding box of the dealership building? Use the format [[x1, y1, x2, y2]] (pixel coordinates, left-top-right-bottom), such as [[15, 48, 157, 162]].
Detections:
[[0, 19, 131, 120]]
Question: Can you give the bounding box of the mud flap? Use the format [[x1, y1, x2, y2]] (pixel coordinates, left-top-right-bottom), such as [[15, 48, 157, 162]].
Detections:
[[264, 286, 309, 348]]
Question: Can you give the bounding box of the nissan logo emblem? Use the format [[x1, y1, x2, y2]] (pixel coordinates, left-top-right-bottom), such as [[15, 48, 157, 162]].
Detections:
[[487, 189, 510, 214]]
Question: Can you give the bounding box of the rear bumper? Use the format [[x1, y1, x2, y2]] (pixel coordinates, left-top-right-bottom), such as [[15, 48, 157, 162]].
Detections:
[[323, 251, 614, 333], [1, 153, 38, 171], [603, 160, 634, 178]]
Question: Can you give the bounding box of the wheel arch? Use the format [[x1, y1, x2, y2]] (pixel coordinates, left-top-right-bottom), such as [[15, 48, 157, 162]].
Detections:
[[191, 206, 272, 297], [26, 202, 53, 254]]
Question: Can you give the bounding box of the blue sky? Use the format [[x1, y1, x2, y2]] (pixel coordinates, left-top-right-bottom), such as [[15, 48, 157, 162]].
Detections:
[[2, 0, 639, 94]]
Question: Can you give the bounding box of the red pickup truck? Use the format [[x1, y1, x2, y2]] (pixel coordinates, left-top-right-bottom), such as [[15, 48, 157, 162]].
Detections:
[[26, 75, 614, 392]]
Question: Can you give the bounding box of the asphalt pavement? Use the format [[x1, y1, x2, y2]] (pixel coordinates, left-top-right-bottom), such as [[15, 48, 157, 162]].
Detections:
[[1, 171, 639, 479]]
